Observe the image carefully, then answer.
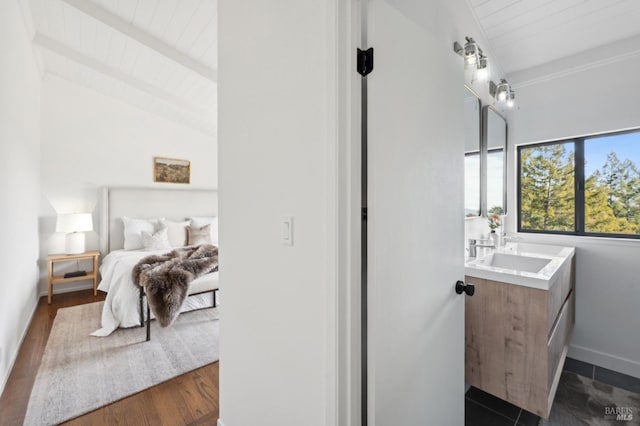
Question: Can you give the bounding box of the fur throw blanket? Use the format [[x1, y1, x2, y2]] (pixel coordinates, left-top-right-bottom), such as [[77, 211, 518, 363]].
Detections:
[[132, 244, 218, 327]]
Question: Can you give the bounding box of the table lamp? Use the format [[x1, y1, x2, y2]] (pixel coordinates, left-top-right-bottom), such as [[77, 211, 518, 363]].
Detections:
[[56, 213, 93, 254]]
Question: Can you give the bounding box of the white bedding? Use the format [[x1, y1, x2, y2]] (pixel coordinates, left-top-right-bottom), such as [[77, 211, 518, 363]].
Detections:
[[91, 248, 219, 337]]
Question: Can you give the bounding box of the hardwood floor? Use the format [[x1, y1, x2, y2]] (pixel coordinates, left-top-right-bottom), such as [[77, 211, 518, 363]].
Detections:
[[0, 290, 219, 426]]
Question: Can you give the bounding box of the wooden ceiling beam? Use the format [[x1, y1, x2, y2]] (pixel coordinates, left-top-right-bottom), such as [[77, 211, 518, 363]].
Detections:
[[60, 0, 217, 83], [33, 33, 215, 134]]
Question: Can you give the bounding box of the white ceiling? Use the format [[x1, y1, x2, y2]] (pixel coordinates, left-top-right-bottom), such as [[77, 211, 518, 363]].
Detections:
[[467, 0, 640, 76], [22, 0, 640, 132], [24, 0, 217, 135]]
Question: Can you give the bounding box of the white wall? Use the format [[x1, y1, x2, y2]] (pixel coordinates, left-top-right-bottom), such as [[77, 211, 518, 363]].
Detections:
[[217, 0, 340, 425], [217, 0, 522, 425], [39, 75, 217, 294], [506, 54, 640, 378], [0, 0, 42, 394]]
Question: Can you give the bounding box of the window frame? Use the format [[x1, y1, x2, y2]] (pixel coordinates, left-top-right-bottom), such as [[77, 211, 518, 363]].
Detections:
[[517, 129, 640, 240]]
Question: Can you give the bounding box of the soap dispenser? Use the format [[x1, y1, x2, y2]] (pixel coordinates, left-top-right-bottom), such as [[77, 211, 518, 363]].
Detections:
[[489, 230, 499, 247]]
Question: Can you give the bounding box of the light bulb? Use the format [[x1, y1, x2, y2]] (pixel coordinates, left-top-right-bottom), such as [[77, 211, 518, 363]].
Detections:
[[464, 38, 478, 65], [465, 53, 477, 65], [476, 56, 488, 81], [476, 67, 488, 81], [506, 98, 514, 108], [495, 79, 511, 102]]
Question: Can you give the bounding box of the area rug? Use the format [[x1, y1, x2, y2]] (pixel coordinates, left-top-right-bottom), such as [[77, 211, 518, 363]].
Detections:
[[540, 371, 640, 426], [24, 302, 219, 426]]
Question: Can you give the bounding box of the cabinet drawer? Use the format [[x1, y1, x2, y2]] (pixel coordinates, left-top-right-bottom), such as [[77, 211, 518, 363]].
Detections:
[[547, 290, 575, 390]]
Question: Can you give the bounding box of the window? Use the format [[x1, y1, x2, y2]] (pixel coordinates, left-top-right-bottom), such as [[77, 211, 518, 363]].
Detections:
[[464, 153, 480, 216], [518, 130, 640, 238], [487, 148, 504, 214], [519, 142, 575, 232]]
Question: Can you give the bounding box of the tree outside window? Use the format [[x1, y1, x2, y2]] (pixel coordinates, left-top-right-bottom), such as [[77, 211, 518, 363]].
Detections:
[[518, 130, 640, 238]]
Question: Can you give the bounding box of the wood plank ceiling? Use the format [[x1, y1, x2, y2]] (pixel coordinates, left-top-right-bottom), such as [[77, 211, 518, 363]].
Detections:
[[24, 0, 640, 131], [26, 0, 217, 135], [467, 0, 640, 75]]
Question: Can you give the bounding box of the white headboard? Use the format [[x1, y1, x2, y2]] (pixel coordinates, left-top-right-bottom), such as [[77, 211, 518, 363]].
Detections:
[[99, 187, 218, 254]]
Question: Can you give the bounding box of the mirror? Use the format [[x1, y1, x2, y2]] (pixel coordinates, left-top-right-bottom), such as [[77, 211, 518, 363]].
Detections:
[[483, 106, 507, 215], [464, 86, 481, 217]]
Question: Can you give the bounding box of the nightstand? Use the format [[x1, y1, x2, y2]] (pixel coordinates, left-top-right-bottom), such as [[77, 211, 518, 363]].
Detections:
[[46, 251, 100, 304]]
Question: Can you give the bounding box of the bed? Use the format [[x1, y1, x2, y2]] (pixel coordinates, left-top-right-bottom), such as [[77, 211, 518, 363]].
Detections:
[[91, 187, 219, 337]]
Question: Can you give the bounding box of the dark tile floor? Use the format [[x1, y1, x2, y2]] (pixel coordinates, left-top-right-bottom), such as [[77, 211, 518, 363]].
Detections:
[[465, 357, 640, 426], [465, 387, 539, 426]]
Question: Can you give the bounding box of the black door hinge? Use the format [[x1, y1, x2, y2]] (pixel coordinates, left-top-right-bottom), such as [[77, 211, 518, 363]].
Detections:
[[357, 48, 374, 76], [362, 207, 368, 221]]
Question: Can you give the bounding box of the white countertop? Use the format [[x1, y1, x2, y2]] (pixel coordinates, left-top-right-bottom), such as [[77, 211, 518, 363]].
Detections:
[[465, 242, 575, 290]]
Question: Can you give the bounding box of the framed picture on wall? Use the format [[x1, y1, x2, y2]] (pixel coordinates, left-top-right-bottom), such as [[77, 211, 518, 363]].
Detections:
[[153, 157, 191, 184]]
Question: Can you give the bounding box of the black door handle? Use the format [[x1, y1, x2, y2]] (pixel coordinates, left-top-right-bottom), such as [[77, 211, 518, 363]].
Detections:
[[455, 280, 475, 296]]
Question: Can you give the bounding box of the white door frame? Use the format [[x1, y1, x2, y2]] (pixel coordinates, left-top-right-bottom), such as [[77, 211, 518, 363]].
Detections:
[[331, 1, 364, 425]]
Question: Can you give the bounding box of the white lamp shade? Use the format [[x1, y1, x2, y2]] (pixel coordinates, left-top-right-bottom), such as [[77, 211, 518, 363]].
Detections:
[[56, 213, 93, 233]]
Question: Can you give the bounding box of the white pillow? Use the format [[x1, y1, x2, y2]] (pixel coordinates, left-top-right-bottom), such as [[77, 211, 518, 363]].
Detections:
[[141, 226, 171, 250], [189, 216, 218, 244], [123, 216, 162, 250], [160, 219, 189, 247]]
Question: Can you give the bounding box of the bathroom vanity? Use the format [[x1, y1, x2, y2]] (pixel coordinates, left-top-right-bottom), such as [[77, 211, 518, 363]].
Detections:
[[464, 242, 575, 418]]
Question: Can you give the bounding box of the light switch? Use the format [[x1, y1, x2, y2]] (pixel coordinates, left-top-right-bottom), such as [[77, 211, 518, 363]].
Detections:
[[282, 216, 293, 246]]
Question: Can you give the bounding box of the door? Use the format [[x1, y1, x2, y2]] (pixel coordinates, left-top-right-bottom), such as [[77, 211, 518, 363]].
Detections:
[[365, 1, 466, 425]]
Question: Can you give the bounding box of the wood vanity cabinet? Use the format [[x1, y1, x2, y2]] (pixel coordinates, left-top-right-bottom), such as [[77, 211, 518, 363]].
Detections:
[[465, 255, 575, 418]]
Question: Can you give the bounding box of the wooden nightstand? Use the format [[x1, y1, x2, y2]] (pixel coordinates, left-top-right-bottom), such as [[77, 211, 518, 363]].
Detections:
[[46, 251, 100, 304]]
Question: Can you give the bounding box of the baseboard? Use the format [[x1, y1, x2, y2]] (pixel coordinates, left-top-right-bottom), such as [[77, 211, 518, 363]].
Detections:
[[0, 294, 39, 396], [568, 344, 640, 379]]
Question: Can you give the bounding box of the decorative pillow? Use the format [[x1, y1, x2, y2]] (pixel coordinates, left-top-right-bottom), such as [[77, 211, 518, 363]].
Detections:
[[160, 219, 189, 247], [123, 217, 163, 250], [187, 224, 213, 246], [141, 226, 171, 250], [189, 216, 218, 245]]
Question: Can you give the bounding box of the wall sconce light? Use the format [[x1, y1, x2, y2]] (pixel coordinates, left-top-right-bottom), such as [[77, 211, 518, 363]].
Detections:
[[490, 78, 515, 108], [455, 37, 515, 107], [463, 37, 479, 65], [454, 37, 488, 82]]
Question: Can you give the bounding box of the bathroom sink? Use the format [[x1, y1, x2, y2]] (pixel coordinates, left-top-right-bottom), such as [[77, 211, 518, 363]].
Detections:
[[502, 242, 568, 256], [465, 242, 575, 289], [477, 253, 551, 273]]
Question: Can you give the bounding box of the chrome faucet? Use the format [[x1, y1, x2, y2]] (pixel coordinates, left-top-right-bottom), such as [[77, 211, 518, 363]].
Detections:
[[468, 238, 495, 258]]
